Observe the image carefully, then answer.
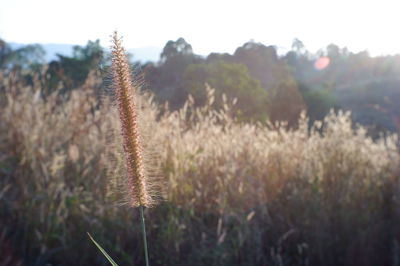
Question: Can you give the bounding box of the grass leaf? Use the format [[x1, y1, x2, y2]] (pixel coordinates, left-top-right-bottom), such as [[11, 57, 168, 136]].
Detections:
[[87, 232, 119, 266]]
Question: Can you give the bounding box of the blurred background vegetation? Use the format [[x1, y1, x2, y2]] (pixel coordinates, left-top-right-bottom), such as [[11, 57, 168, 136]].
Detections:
[[1, 37, 400, 265], [3, 36, 400, 134]]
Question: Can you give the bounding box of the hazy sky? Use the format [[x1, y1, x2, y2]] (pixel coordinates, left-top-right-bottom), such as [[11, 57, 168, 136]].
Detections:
[[1, 0, 400, 56]]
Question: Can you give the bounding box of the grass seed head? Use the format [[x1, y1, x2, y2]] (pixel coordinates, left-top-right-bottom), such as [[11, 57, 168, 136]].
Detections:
[[111, 31, 153, 207]]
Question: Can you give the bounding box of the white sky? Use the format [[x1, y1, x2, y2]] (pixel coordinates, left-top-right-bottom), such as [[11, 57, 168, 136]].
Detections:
[[1, 0, 400, 56]]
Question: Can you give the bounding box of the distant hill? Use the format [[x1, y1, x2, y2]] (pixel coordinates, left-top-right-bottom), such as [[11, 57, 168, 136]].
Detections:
[[9, 42, 162, 63]]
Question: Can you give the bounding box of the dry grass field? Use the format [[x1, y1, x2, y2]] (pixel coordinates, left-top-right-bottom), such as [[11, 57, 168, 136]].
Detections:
[[1, 69, 400, 265]]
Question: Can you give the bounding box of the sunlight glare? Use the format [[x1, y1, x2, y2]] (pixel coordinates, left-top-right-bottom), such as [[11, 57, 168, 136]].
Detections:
[[314, 57, 330, 70]]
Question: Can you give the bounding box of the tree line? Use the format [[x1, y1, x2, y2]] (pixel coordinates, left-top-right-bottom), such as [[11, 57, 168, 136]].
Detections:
[[1, 37, 399, 134]]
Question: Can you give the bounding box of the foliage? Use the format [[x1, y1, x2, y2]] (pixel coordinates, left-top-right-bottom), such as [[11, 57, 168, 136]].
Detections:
[[183, 61, 268, 121], [337, 79, 400, 135], [3, 36, 400, 132], [299, 83, 338, 122], [46, 40, 104, 89], [160, 37, 193, 62], [267, 79, 306, 127], [145, 38, 201, 107], [0, 39, 12, 69], [232, 41, 291, 89], [0, 39, 45, 71], [88, 233, 119, 266]]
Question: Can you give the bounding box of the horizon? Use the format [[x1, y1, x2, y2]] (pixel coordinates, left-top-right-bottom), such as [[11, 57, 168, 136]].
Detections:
[[8, 36, 400, 64], [1, 0, 400, 57]]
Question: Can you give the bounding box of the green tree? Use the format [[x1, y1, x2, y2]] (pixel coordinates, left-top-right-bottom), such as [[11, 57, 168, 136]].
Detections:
[[8, 44, 46, 68], [0, 40, 45, 70], [160, 37, 193, 62], [0, 39, 12, 69], [145, 38, 201, 105], [268, 79, 306, 127], [299, 83, 337, 122], [284, 39, 314, 82], [46, 40, 104, 89], [291, 38, 306, 54], [232, 41, 291, 90], [183, 61, 268, 121]]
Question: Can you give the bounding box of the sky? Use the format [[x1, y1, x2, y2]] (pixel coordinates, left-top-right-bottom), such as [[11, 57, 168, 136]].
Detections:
[[1, 0, 400, 56]]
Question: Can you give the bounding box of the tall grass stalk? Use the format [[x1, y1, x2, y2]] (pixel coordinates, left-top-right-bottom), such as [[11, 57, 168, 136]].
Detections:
[[140, 206, 150, 266], [111, 31, 153, 265]]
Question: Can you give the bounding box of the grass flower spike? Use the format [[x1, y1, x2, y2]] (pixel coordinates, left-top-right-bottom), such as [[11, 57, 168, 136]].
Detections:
[[111, 31, 151, 208], [111, 31, 151, 266]]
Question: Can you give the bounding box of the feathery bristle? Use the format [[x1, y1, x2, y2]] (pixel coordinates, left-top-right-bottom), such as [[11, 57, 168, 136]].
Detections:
[[111, 31, 151, 207]]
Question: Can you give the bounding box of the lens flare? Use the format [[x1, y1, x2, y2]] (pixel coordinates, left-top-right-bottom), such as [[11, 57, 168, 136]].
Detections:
[[314, 57, 330, 70]]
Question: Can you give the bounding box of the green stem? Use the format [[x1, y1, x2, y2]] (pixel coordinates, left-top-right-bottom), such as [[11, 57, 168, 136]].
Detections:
[[140, 205, 150, 266]]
